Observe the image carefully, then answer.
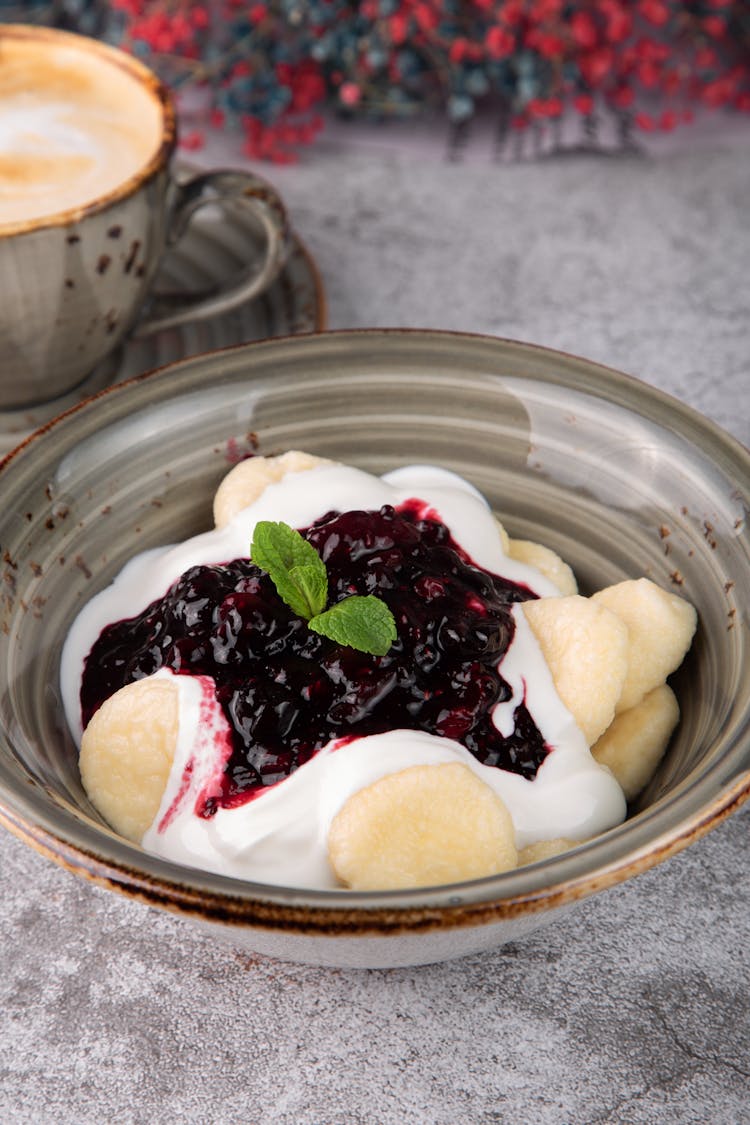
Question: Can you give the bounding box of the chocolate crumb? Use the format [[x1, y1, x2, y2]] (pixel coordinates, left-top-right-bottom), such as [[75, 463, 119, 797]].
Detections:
[[97, 254, 111, 275]]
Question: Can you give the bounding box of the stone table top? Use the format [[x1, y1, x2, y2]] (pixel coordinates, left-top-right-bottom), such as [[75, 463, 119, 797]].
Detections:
[[1, 117, 748, 1124]]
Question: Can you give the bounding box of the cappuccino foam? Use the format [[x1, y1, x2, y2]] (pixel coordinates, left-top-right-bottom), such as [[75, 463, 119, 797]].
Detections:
[[0, 35, 164, 227]]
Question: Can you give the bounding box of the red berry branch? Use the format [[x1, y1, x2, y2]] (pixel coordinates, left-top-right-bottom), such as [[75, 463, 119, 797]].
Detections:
[[15, 1, 750, 160]]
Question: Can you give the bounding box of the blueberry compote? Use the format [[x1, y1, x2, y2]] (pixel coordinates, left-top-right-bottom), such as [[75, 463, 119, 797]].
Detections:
[[81, 504, 548, 814]]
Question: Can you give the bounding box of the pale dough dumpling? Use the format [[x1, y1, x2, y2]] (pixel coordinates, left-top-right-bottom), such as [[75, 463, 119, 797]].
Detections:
[[327, 762, 518, 890], [508, 538, 578, 596], [522, 595, 629, 745], [213, 450, 331, 528], [517, 838, 580, 867], [592, 683, 680, 800], [591, 579, 697, 712], [79, 677, 179, 842]]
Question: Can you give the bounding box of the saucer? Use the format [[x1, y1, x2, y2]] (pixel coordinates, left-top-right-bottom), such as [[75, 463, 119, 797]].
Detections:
[[0, 211, 326, 456]]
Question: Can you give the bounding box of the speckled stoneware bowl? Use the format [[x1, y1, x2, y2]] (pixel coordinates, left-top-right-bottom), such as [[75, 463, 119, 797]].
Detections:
[[1, 330, 748, 968]]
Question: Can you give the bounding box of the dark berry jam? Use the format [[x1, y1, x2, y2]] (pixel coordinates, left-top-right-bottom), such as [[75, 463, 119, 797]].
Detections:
[[81, 504, 548, 812]]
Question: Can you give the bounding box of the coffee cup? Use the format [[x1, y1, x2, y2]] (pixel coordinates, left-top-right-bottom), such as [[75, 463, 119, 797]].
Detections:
[[0, 24, 290, 409]]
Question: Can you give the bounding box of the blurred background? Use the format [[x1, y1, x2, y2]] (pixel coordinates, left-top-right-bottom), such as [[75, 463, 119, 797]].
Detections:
[[2, 0, 749, 163]]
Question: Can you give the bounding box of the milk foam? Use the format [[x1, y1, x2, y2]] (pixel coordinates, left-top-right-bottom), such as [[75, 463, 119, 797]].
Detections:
[[62, 463, 627, 889], [0, 37, 163, 225]]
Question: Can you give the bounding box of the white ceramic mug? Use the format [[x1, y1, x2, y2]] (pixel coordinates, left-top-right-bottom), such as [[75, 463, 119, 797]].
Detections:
[[0, 24, 290, 409]]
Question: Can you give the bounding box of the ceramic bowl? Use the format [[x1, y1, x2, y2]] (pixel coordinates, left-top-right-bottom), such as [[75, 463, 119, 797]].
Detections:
[[1, 330, 748, 968]]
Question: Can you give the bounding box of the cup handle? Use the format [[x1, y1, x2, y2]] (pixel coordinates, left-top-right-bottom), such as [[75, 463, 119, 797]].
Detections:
[[133, 168, 289, 338]]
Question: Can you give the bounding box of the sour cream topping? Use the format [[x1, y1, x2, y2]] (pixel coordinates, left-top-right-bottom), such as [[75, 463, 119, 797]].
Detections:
[[62, 462, 626, 888]]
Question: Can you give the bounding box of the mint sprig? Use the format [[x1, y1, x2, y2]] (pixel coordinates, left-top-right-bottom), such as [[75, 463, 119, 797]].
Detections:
[[250, 521, 327, 619], [309, 595, 397, 656], [250, 521, 397, 656]]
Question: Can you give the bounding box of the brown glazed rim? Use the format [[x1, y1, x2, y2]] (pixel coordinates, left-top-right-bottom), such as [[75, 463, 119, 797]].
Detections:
[[0, 329, 748, 938], [0, 775, 747, 936], [0, 24, 176, 238]]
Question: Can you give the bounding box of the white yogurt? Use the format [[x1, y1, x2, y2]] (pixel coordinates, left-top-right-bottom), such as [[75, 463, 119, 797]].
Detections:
[[62, 462, 626, 888]]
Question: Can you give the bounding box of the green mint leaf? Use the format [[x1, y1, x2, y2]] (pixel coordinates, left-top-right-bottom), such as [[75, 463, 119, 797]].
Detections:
[[309, 595, 397, 656], [289, 564, 328, 619], [251, 521, 328, 620], [251, 522, 396, 654]]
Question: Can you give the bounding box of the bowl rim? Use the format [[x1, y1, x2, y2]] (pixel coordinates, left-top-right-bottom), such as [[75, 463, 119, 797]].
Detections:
[[0, 774, 747, 936], [1, 328, 748, 936]]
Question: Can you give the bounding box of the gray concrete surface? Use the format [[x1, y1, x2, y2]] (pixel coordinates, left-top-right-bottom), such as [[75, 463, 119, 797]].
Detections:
[[2, 119, 749, 1123]]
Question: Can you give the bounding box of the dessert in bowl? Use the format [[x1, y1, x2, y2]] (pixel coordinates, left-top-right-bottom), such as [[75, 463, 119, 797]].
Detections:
[[64, 453, 694, 891], [0, 330, 747, 968]]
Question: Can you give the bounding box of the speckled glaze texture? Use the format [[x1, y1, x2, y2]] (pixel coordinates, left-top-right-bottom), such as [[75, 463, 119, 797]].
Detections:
[[0, 26, 289, 410], [0, 170, 171, 406], [0, 330, 747, 969], [0, 226, 325, 455]]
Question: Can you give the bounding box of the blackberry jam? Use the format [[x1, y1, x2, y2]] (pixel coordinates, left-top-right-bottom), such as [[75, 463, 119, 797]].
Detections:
[[81, 504, 549, 811]]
